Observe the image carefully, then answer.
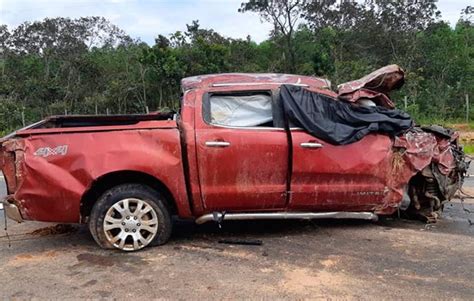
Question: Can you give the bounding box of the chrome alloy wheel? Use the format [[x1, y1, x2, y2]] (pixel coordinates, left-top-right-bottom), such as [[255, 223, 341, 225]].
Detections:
[[103, 198, 159, 251]]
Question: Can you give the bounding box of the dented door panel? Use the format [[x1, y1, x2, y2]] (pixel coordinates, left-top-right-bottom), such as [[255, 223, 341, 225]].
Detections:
[[290, 131, 393, 210]]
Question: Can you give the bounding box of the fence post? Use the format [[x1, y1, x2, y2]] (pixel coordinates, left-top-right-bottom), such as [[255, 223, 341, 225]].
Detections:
[[106, 108, 110, 115], [145, 106, 149, 114], [466, 94, 470, 123], [95, 104, 98, 115], [404, 96, 407, 111], [21, 110, 25, 127]]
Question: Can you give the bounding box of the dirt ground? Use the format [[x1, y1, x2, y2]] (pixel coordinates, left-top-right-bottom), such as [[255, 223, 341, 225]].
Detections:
[[1, 195, 473, 299], [459, 131, 474, 144]]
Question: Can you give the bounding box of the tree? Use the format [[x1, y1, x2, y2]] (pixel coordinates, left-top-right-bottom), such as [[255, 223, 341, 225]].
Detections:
[[0, 8, 472, 133], [304, 1, 373, 82], [0, 25, 10, 79], [239, 0, 305, 73], [461, 6, 473, 24]]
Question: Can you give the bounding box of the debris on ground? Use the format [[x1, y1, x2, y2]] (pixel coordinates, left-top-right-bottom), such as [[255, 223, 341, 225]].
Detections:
[[218, 239, 263, 246], [29, 224, 77, 236]]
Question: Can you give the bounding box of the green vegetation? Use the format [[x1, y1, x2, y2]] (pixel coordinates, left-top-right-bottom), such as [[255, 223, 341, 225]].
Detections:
[[462, 144, 474, 155], [0, 1, 473, 134]]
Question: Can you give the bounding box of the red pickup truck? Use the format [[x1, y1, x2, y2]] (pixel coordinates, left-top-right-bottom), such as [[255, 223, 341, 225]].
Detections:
[[0, 70, 467, 251]]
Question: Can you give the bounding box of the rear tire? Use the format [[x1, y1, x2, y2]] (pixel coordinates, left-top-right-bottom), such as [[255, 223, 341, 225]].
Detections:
[[89, 183, 172, 251]]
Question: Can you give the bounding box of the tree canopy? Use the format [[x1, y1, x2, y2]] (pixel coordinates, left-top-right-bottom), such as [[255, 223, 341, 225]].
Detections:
[[0, 1, 473, 133]]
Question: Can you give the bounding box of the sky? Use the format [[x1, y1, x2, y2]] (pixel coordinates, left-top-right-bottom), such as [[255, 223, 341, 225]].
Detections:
[[0, 0, 471, 44]]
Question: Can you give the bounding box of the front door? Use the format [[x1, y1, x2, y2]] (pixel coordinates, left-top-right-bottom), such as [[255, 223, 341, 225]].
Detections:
[[290, 130, 393, 211], [195, 90, 288, 211]]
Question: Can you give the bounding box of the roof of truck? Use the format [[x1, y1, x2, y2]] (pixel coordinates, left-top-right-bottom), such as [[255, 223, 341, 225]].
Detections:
[[181, 73, 332, 92]]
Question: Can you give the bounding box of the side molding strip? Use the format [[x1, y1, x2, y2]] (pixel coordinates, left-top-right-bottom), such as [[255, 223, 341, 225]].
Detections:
[[195, 211, 378, 224]]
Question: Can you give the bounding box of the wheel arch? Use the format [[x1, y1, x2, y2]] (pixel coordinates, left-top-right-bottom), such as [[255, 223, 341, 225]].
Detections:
[[80, 170, 178, 222]]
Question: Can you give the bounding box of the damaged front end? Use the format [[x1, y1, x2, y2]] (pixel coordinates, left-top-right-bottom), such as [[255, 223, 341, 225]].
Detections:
[[398, 126, 469, 222], [335, 65, 469, 222]]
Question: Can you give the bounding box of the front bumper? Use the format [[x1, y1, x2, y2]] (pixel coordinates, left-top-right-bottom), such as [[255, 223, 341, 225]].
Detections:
[[1, 196, 23, 223]]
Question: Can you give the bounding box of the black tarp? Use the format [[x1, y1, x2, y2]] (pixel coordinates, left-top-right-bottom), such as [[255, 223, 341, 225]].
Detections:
[[280, 85, 413, 145]]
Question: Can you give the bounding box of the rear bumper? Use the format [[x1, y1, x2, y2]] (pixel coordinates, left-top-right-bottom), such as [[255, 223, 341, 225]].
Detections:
[[1, 196, 23, 223]]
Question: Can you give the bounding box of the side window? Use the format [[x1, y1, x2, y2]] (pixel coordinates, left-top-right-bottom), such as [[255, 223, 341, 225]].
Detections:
[[206, 92, 274, 127]]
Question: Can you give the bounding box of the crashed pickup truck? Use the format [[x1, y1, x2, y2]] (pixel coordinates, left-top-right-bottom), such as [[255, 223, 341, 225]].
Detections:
[[0, 65, 468, 251]]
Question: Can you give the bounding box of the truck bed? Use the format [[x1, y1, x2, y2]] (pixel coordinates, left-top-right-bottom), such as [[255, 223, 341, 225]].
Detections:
[[35, 112, 175, 129], [3, 112, 177, 139]]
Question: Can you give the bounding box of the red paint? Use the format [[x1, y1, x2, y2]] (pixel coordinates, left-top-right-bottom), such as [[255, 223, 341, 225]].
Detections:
[[0, 72, 462, 223], [2, 125, 190, 222], [338, 65, 405, 108], [195, 128, 288, 211], [290, 132, 393, 211]]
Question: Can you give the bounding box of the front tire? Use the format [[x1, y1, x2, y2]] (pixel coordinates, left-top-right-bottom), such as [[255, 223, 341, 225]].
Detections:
[[89, 183, 172, 251]]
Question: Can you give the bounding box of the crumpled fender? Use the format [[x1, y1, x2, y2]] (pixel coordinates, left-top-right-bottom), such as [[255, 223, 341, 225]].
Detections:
[[376, 128, 460, 214]]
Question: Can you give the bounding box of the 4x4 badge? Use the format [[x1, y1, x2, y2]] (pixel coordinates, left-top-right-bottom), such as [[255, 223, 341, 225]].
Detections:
[[34, 145, 68, 157]]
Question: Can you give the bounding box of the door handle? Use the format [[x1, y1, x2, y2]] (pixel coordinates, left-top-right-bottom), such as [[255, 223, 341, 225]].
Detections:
[[205, 141, 231, 147], [300, 142, 323, 149]]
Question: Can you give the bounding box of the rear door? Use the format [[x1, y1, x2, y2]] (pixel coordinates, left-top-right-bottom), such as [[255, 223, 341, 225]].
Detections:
[[195, 90, 288, 211], [289, 130, 393, 211]]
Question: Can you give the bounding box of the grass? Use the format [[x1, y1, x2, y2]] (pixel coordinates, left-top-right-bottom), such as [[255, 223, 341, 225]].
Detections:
[[411, 116, 474, 131], [463, 144, 474, 155]]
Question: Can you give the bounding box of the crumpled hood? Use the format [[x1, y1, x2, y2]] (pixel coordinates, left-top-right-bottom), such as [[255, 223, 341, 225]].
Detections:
[[337, 65, 405, 109], [395, 126, 460, 176]]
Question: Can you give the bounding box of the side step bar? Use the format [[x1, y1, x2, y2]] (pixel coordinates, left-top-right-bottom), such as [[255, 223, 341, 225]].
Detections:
[[195, 211, 378, 225]]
